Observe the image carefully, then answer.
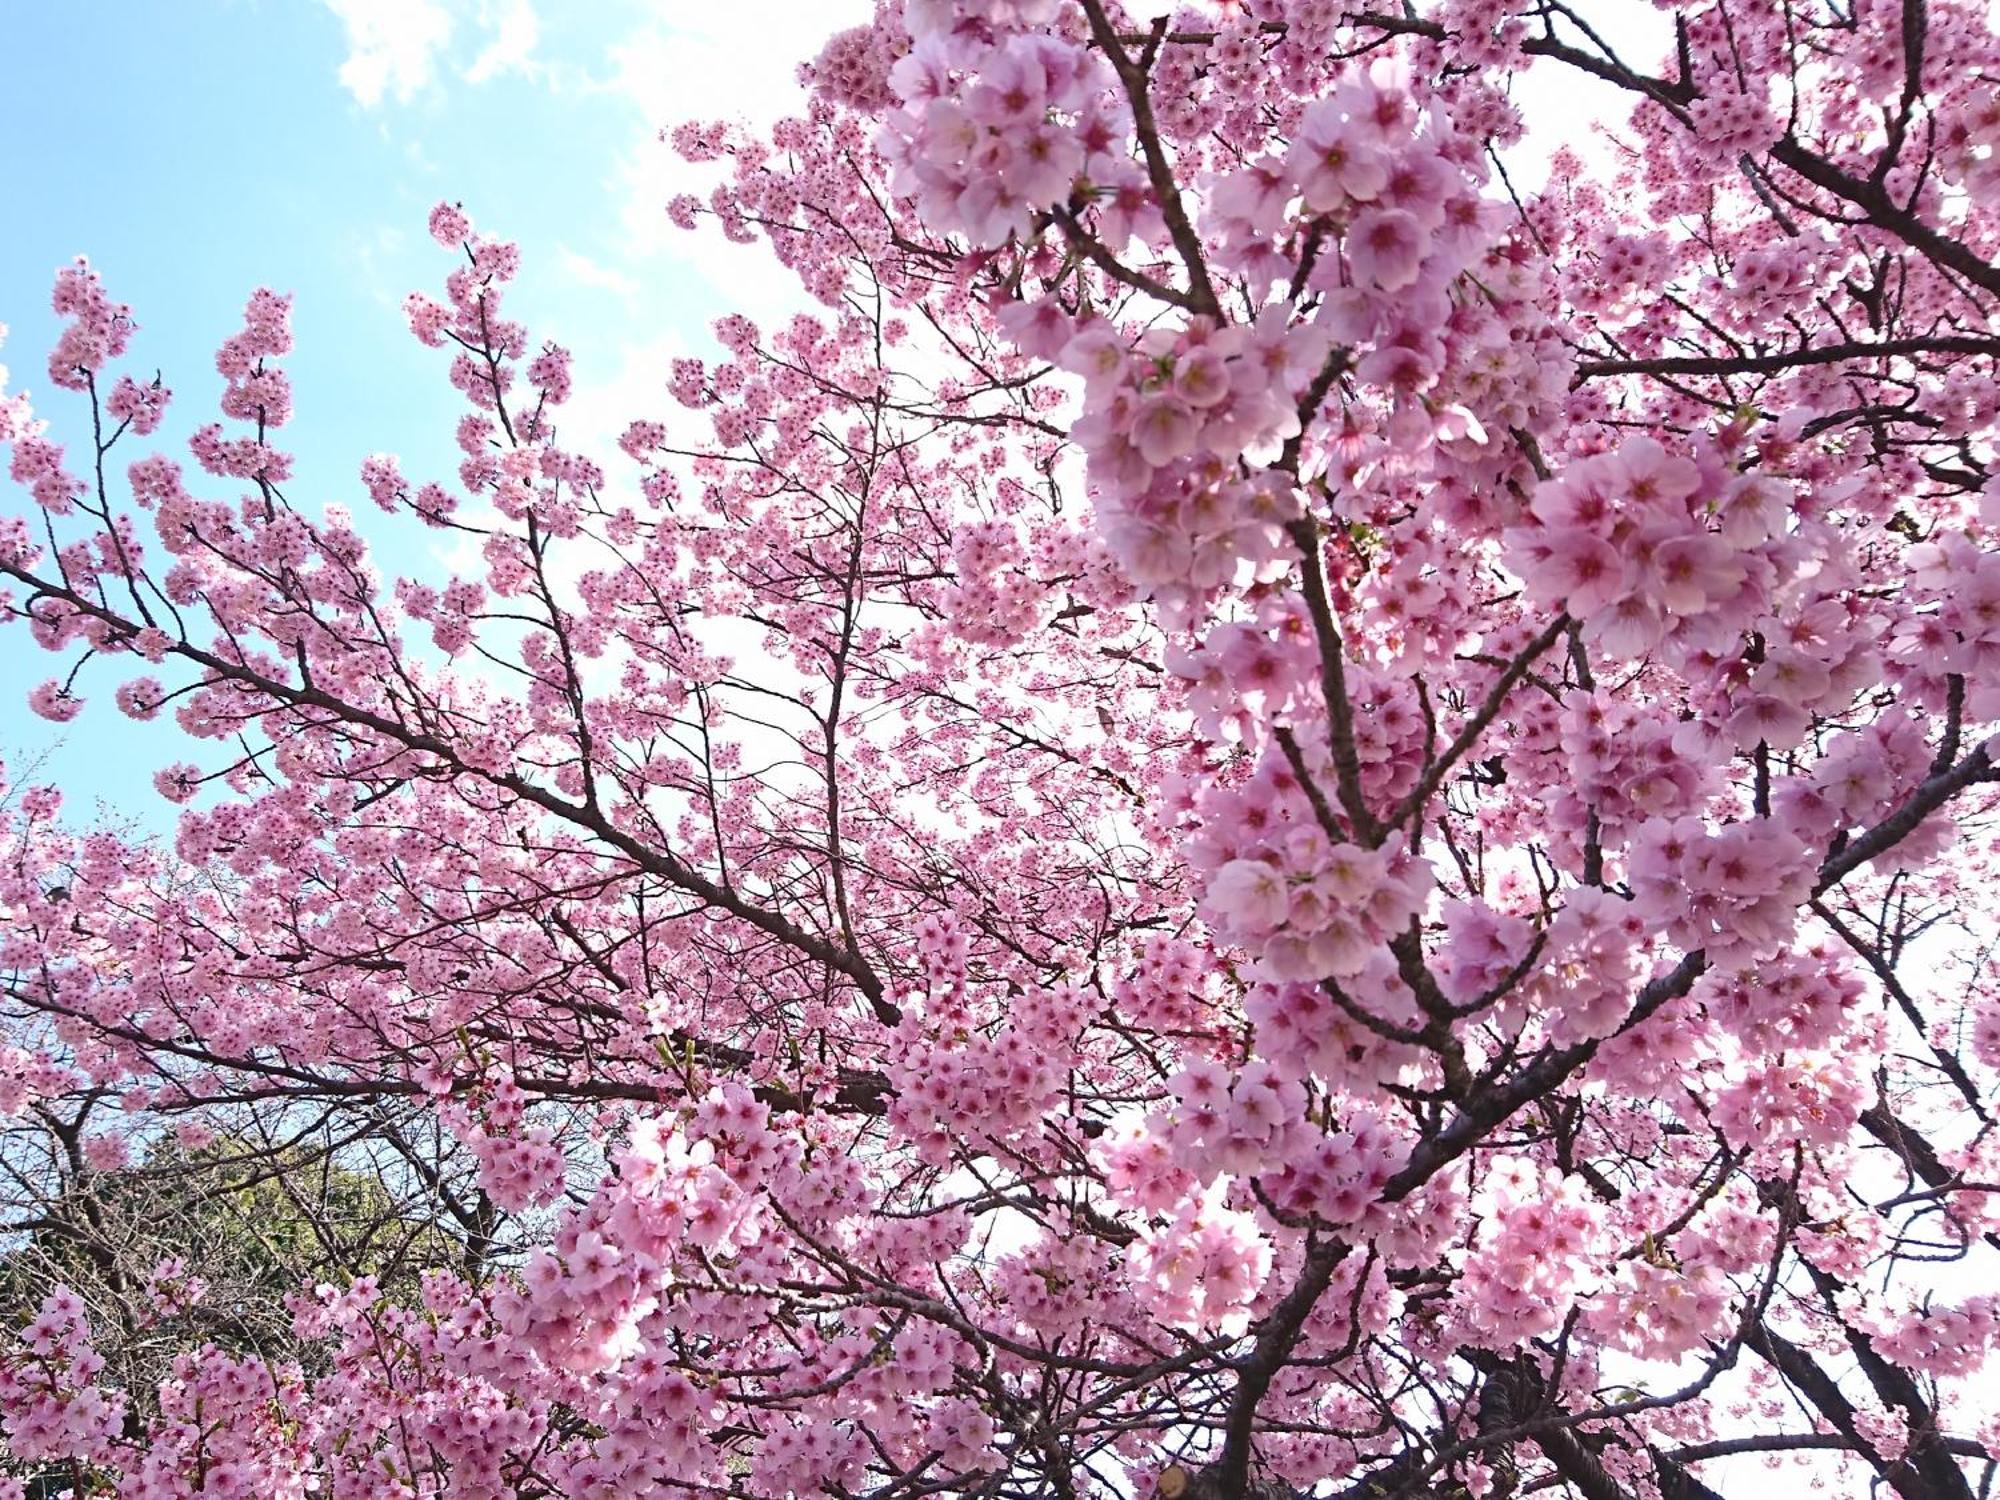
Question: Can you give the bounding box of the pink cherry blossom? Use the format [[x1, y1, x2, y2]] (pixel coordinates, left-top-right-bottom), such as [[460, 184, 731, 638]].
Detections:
[[1, 3, 1998, 1494]]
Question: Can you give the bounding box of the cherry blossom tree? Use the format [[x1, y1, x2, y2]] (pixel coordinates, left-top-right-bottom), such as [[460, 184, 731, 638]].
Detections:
[[5, 0, 2000, 1495]]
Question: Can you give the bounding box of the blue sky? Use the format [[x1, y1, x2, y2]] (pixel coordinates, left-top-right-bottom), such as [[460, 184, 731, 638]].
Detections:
[[0, 0, 868, 827]]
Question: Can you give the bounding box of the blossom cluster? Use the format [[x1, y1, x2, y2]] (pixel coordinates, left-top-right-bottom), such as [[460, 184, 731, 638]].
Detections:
[[0, 1289, 123, 1467], [1456, 1161, 1609, 1347]]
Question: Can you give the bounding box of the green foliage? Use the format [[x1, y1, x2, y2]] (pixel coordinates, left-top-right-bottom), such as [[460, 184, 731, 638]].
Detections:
[[1, 1131, 463, 1382]]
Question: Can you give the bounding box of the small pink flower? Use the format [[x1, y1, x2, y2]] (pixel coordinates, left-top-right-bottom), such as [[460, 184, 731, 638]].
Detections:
[[28, 680, 83, 723], [81, 1134, 131, 1172], [1130, 393, 1199, 467], [428, 201, 473, 248], [1207, 858, 1291, 936], [1347, 207, 1427, 290]]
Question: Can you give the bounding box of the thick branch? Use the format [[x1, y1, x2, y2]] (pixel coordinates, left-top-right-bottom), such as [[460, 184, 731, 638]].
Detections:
[[1576, 335, 2000, 378]]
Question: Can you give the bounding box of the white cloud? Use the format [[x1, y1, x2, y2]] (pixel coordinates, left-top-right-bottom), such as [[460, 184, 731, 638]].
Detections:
[[465, 0, 541, 85], [556, 327, 687, 468], [323, 0, 455, 108], [322, 0, 542, 107], [555, 245, 639, 301], [344, 222, 414, 311], [1503, 8, 1673, 190], [598, 1, 870, 326]]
